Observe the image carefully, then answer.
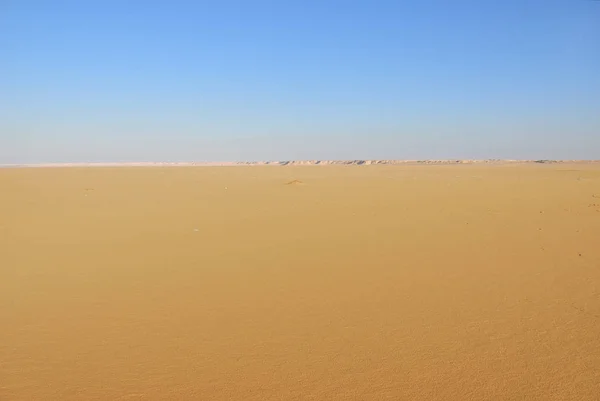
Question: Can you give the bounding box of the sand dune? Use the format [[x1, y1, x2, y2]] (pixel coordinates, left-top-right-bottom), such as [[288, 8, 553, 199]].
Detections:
[[1, 164, 600, 400]]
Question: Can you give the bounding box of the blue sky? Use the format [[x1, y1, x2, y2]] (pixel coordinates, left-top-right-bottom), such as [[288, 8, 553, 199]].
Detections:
[[2, 0, 599, 163]]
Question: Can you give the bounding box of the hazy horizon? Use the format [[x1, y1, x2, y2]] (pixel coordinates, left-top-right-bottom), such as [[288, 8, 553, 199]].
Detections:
[[2, 158, 600, 167], [2, 1, 599, 163]]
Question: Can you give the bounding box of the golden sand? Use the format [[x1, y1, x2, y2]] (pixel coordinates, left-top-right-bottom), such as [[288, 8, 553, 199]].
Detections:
[[2, 164, 599, 400]]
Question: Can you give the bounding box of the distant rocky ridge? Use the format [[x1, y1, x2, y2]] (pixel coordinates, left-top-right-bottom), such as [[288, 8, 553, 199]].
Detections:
[[1, 159, 599, 168], [236, 159, 597, 166]]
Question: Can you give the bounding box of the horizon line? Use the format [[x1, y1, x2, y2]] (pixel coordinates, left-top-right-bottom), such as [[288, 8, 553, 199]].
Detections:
[[2, 159, 600, 168]]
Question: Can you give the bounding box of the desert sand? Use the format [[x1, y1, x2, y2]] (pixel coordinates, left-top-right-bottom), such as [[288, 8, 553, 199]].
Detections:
[[1, 163, 599, 400]]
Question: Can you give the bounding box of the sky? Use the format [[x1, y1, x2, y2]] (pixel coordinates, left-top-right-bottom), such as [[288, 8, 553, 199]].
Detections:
[[1, 0, 599, 163]]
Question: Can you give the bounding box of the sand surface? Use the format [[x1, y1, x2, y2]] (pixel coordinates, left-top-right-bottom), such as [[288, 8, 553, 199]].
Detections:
[[2, 164, 600, 400]]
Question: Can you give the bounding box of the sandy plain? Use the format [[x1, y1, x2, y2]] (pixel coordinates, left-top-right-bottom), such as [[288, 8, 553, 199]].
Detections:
[[1, 164, 599, 400]]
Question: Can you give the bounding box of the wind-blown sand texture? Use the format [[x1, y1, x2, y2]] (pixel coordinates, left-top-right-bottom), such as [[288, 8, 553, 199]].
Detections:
[[2, 164, 600, 400]]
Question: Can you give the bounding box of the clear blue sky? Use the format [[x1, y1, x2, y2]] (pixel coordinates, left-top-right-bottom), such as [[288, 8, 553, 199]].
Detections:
[[2, 0, 599, 163]]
